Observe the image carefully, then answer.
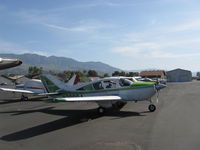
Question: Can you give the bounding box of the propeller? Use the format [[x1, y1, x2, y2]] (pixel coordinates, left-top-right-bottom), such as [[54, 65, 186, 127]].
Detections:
[[154, 85, 159, 103], [155, 83, 166, 103]]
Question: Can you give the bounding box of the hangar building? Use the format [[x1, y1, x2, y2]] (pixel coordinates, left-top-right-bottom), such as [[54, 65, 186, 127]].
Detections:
[[167, 68, 192, 82], [140, 70, 166, 79]]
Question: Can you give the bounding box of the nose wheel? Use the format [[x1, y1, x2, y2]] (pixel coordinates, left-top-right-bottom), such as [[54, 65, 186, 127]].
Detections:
[[148, 104, 156, 112]]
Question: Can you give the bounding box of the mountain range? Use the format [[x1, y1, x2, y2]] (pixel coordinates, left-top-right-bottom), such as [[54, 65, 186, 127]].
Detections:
[[0, 53, 121, 75]]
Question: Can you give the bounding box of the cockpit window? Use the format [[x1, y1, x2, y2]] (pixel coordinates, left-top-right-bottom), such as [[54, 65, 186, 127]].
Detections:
[[93, 82, 104, 90], [119, 79, 133, 87], [103, 80, 116, 89]]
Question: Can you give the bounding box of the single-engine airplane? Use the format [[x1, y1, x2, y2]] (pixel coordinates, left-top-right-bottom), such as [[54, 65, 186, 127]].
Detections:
[[0, 57, 22, 70], [40, 74, 166, 113]]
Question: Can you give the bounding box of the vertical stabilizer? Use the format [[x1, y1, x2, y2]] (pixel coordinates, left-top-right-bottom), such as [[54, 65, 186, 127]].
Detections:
[[40, 75, 63, 93], [66, 74, 80, 86]]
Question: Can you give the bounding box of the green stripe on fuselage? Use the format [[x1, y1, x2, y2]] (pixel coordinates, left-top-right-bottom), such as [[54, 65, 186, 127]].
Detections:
[[131, 81, 156, 86], [54, 98, 66, 101]]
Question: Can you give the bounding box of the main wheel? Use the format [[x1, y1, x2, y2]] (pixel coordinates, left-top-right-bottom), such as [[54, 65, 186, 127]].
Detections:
[[98, 107, 105, 114], [21, 95, 28, 101], [148, 104, 156, 112]]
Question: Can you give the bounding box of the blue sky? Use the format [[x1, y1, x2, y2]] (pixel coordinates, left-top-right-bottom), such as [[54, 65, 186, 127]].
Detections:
[[1, 0, 200, 71]]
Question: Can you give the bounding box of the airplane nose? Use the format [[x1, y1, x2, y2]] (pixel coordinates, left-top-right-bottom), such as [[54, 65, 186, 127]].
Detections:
[[155, 83, 167, 90]]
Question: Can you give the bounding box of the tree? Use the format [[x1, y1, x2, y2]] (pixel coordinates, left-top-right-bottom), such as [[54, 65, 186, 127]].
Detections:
[[126, 72, 139, 77], [87, 70, 98, 77], [119, 71, 126, 76], [112, 71, 139, 77], [103, 73, 109, 77], [27, 66, 43, 78], [112, 71, 120, 76]]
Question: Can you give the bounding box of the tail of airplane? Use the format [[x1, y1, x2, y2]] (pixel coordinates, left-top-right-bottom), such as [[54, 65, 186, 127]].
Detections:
[[65, 74, 80, 86], [40, 75, 62, 93], [40, 74, 79, 93]]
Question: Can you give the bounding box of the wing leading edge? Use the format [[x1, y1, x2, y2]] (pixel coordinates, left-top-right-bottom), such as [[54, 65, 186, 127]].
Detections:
[[54, 95, 122, 102]]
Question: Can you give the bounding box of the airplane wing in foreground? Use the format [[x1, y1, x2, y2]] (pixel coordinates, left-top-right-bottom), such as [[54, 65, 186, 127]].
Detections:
[[0, 87, 59, 96], [0, 87, 35, 94], [54, 95, 122, 102]]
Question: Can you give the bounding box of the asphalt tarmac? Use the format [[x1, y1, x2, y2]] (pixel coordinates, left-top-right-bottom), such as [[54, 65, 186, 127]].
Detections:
[[0, 81, 200, 150]]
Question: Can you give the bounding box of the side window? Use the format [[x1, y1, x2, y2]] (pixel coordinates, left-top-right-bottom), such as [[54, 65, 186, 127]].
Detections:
[[93, 82, 104, 90], [103, 80, 116, 89]]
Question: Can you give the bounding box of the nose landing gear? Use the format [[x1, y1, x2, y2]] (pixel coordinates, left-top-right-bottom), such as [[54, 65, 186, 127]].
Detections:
[[148, 104, 156, 112]]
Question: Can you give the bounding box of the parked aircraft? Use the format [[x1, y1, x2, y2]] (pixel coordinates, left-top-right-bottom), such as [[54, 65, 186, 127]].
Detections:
[[0, 79, 45, 100], [0, 58, 22, 70], [40, 74, 166, 113], [0, 75, 78, 100]]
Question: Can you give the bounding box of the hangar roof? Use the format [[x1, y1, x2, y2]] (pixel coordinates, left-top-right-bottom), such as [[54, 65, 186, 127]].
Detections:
[[140, 70, 166, 77]]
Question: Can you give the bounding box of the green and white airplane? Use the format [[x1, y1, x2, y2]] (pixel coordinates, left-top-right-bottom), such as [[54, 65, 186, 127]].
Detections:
[[40, 74, 166, 113]]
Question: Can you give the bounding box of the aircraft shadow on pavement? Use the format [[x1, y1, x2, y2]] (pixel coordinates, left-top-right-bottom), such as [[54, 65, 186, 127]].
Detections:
[[0, 98, 44, 105], [0, 107, 145, 141], [0, 99, 21, 105]]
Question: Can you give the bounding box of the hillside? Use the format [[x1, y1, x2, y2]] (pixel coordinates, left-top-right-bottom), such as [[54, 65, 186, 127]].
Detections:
[[0, 53, 121, 75]]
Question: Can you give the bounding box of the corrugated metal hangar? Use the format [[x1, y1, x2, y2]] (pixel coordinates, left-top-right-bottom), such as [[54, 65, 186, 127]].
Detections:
[[167, 68, 192, 82]]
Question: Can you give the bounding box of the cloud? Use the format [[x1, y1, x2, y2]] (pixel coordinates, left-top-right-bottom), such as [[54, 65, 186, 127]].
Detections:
[[167, 20, 200, 32], [42, 22, 109, 32], [112, 41, 200, 59], [111, 14, 200, 59], [69, 1, 121, 8], [14, 9, 115, 33]]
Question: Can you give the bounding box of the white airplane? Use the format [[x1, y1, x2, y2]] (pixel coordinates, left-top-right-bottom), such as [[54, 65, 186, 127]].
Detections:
[[0, 79, 45, 100], [40, 74, 166, 113], [0, 57, 22, 70], [0, 75, 78, 100]]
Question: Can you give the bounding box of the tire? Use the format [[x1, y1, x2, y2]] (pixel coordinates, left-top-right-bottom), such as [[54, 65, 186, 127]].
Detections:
[[148, 104, 156, 112], [21, 96, 28, 101], [116, 101, 126, 109], [98, 107, 105, 114]]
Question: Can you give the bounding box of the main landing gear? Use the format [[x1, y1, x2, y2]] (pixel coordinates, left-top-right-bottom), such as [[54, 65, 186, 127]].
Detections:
[[98, 107, 105, 114], [21, 95, 28, 101], [97, 101, 126, 114]]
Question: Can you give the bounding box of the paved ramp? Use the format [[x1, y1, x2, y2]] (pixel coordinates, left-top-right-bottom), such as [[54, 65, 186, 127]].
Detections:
[[0, 81, 200, 150], [147, 81, 200, 150]]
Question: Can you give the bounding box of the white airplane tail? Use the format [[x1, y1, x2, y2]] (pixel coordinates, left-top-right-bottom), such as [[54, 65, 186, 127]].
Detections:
[[66, 74, 79, 86], [40, 74, 79, 93]]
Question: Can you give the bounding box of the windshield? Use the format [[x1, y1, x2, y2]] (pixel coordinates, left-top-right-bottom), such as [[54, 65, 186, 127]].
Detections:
[[119, 78, 133, 87]]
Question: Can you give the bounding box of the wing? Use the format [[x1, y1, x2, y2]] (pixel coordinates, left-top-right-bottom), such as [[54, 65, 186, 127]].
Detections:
[[0, 87, 60, 96], [54, 95, 122, 102], [0, 87, 35, 94], [38, 92, 59, 96]]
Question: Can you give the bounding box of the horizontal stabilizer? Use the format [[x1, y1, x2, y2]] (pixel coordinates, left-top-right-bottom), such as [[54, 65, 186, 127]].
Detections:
[[54, 95, 122, 102]]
